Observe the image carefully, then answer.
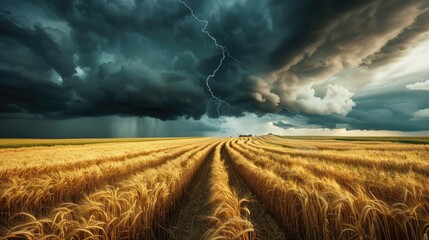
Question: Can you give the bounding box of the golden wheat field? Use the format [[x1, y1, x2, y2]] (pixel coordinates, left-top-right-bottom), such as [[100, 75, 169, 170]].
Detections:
[[0, 136, 428, 240]]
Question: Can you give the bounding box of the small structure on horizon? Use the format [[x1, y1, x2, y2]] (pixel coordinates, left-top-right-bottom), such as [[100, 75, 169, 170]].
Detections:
[[239, 134, 252, 137]]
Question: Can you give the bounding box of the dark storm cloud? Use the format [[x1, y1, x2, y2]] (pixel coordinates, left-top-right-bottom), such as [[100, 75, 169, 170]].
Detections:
[[67, 60, 207, 120], [364, 11, 429, 68], [0, 69, 71, 114], [0, 0, 211, 120], [0, 12, 76, 78], [272, 121, 297, 130], [0, 0, 428, 132]]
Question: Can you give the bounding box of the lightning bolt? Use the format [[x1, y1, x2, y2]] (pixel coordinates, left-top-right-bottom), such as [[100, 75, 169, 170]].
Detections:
[[177, 0, 239, 137]]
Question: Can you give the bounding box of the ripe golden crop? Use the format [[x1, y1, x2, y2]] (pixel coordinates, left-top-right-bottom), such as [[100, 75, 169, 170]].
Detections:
[[0, 136, 428, 239]]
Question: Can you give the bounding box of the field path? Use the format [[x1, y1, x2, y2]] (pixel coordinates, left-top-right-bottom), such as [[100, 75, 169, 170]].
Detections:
[[162, 140, 285, 240], [222, 143, 286, 240], [161, 146, 215, 239]]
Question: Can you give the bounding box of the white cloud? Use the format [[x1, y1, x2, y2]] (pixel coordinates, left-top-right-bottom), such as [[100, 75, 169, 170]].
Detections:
[[247, 69, 357, 116], [278, 83, 356, 116], [49, 69, 63, 84], [73, 66, 89, 79], [412, 108, 429, 120], [406, 80, 429, 91]]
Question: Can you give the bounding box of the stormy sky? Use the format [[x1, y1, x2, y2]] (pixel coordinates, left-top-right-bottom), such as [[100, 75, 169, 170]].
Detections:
[[1, 0, 429, 137]]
